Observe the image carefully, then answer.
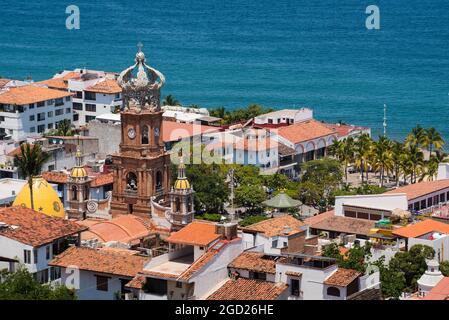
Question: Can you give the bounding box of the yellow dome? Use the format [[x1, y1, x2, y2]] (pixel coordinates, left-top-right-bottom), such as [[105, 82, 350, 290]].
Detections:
[[174, 179, 190, 190], [13, 176, 65, 218], [70, 167, 88, 178]]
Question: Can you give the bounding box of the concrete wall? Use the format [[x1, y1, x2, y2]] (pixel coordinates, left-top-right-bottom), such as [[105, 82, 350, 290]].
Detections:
[[61, 268, 129, 300], [334, 193, 408, 216], [88, 120, 121, 157], [191, 239, 243, 299]]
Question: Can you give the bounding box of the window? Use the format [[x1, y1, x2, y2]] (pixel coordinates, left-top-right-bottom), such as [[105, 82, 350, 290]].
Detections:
[[29, 115, 35, 121], [37, 112, 45, 121], [85, 92, 96, 101], [71, 185, 78, 201], [30, 127, 36, 133], [47, 99, 55, 106], [47, 123, 53, 130], [55, 109, 64, 116], [29, 103, 35, 109], [73, 113, 79, 122], [141, 125, 149, 144], [73, 102, 82, 110], [50, 266, 61, 280], [291, 279, 300, 296], [33, 249, 38, 264], [23, 250, 31, 264], [74, 91, 83, 99], [272, 240, 278, 248], [85, 104, 96, 112], [115, 93, 121, 99], [66, 108, 71, 114], [327, 286, 340, 297], [85, 115, 96, 123], [55, 98, 64, 106], [47, 111, 53, 118], [46, 246, 51, 260], [176, 281, 183, 288], [48, 164, 55, 171], [249, 271, 266, 280], [95, 275, 109, 291], [37, 101, 45, 108], [0, 116, 4, 122], [65, 96, 71, 102], [37, 124, 45, 133], [421, 199, 426, 209]]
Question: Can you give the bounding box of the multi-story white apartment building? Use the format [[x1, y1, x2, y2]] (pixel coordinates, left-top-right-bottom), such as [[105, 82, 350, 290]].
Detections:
[[0, 206, 86, 283], [40, 69, 122, 127], [0, 84, 73, 141]]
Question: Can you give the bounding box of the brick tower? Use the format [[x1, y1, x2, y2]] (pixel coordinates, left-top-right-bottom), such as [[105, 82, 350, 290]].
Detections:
[[110, 46, 171, 217]]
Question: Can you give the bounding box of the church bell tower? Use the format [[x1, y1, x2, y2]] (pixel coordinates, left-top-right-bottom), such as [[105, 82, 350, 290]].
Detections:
[[110, 45, 171, 217]]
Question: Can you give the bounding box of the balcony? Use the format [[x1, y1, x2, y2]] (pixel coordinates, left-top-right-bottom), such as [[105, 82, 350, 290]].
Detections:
[[124, 188, 137, 197]]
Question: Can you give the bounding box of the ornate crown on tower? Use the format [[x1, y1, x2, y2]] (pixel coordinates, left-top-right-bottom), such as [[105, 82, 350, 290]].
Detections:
[[118, 43, 166, 112]]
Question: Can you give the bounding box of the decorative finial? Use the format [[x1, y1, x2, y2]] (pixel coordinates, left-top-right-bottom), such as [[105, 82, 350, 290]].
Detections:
[[137, 42, 143, 52], [118, 44, 165, 112]]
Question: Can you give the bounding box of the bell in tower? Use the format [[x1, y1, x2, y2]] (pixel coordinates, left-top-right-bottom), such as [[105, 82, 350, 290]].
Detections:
[[110, 45, 172, 218]]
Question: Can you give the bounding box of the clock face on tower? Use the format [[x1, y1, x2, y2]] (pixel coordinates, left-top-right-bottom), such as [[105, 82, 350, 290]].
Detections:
[[127, 127, 136, 139]]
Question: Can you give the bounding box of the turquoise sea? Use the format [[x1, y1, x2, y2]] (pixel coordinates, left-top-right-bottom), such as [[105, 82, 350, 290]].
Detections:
[[1, 1, 449, 141]]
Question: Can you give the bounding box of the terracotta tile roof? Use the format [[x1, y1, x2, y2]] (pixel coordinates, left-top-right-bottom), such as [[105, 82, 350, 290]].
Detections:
[[324, 268, 362, 287], [167, 221, 221, 246], [0, 79, 11, 88], [241, 215, 306, 237], [392, 219, 449, 238], [277, 120, 336, 144], [285, 271, 302, 277], [79, 215, 154, 243], [162, 121, 218, 143], [228, 252, 277, 274], [86, 79, 122, 94], [42, 171, 69, 184], [177, 249, 219, 281], [304, 210, 335, 225], [384, 179, 449, 201], [90, 172, 113, 187], [125, 275, 146, 289], [50, 246, 147, 277], [207, 278, 288, 300], [0, 84, 72, 105], [6, 144, 36, 157], [38, 72, 81, 90], [141, 269, 180, 279], [323, 123, 369, 139], [423, 277, 449, 300], [309, 215, 375, 236], [0, 206, 87, 247]]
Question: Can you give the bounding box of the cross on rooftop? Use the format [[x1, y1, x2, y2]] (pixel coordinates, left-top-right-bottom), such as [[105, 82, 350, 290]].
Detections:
[[137, 42, 143, 52]]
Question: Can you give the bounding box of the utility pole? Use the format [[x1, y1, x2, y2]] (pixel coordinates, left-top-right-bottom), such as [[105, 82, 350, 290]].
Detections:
[[229, 168, 235, 221], [383, 104, 387, 137]]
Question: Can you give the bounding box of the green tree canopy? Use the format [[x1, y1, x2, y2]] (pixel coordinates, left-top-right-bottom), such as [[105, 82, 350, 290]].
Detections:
[[297, 158, 343, 212], [0, 267, 75, 300]]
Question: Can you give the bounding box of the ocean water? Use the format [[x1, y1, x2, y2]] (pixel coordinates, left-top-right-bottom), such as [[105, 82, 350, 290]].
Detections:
[[1, 0, 449, 142]]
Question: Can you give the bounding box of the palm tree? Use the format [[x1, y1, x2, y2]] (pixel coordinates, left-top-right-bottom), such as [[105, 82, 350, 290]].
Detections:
[[407, 125, 426, 147], [328, 139, 353, 183], [391, 141, 404, 186], [14, 143, 50, 210], [353, 134, 372, 184], [423, 127, 444, 156], [162, 95, 181, 106], [372, 136, 393, 187], [405, 143, 424, 183]]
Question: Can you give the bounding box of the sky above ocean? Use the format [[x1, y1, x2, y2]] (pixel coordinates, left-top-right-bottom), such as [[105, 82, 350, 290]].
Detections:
[[1, 0, 449, 142]]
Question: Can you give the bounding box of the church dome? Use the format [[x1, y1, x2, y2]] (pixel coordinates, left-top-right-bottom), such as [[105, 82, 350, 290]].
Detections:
[[70, 166, 88, 178], [173, 160, 191, 190], [174, 178, 190, 190], [70, 148, 88, 178], [13, 176, 65, 218]]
